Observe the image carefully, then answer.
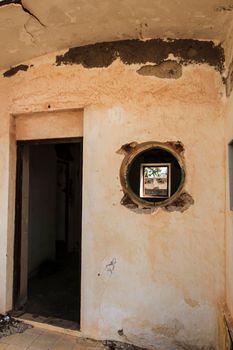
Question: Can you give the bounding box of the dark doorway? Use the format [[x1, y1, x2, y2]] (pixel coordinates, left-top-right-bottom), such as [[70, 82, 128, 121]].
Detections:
[[13, 138, 83, 329]]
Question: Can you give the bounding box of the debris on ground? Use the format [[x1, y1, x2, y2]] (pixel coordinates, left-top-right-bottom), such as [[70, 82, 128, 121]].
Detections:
[[0, 314, 32, 338], [103, 340, 148, 350]]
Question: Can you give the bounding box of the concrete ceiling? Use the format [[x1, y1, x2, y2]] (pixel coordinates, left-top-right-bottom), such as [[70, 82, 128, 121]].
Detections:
[[1, 0, 233, 70]]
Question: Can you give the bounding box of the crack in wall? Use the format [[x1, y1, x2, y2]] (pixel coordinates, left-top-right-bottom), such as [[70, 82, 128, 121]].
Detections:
[[0, 0, 21, 5], [0, 0, 46, 27], [20, 2, 46, 27], [23, 23, 36, 44]]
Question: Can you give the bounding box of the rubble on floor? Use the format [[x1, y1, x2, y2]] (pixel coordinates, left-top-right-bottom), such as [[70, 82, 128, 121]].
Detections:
[[103, 340, 148, 350], [78, 337, 148, 350], [0, 314, 32, 338]]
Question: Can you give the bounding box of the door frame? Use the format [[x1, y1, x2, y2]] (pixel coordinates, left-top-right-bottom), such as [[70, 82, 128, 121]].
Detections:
[[13, 137, 83, 327]]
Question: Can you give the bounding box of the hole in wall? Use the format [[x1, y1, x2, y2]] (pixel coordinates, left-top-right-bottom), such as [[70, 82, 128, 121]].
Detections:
[[128, 147, 183, 204], [118, 141, 193, 213]]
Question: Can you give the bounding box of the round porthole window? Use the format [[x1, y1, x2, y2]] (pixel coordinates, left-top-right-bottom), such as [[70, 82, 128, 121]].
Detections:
[[119, 141, 186, 209]]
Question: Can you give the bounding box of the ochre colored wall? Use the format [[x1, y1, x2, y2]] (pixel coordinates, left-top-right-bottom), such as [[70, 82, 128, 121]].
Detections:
[[0, 54, 226, 349], [225, 90, 233, 319]]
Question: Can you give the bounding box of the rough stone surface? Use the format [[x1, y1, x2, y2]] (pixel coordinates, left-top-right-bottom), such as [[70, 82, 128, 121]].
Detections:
[[137, 61, 182, 79], [56, 39, 224, 72], [120, 194, 156, 214], [164, 192, 194, 213], [116, 142, 138, 155], [166, 141, 185, 156]]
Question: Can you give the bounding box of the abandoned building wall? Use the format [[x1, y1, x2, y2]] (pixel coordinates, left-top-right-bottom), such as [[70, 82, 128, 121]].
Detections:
[[0, 50, 226, 349], [28, 145, 57, 275]]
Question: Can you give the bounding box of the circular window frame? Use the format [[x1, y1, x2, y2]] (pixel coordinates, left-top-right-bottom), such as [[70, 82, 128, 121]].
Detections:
[[119, 141, 186, 209]]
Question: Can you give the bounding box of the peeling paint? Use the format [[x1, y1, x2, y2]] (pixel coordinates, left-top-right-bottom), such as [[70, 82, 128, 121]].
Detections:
[[56, 39, 224, 72], [3, 64, 31, 77], [137, 61, 182, 79]]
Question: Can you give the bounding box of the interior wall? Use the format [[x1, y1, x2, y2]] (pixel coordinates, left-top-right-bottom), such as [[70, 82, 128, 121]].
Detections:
[[0, 50, 227, 350], [28, 145, 57, 275], [68, 144, 82, 252], [55, 144, 81, 252], [56, 160, 67, 243]]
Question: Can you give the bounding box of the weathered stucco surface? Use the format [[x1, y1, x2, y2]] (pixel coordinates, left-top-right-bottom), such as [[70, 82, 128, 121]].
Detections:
[[0, 51, 226, 350], [15, 109, 83, 140], [1, 0, 233, 70]]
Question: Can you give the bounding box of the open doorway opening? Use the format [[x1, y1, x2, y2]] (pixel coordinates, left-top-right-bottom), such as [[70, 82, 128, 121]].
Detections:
[[13, 138, 83, 330]]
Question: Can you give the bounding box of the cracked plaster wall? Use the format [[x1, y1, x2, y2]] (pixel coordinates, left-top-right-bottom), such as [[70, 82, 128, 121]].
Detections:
[[0, 50, 227, 350], [1, 0, 233, 70]]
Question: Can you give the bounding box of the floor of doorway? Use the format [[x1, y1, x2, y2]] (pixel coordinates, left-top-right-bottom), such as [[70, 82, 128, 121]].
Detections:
[[13, 253, 79, 330], [27, 253, 79, 322]]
